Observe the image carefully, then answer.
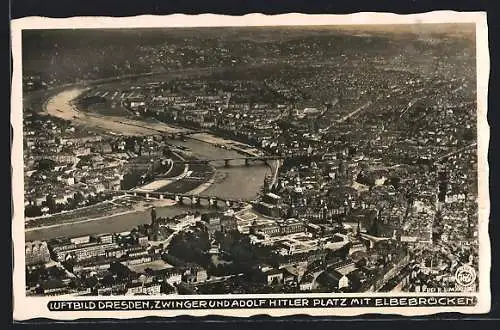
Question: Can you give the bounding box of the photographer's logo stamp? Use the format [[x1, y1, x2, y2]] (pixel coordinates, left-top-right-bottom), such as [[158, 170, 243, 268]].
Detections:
[[455, 265, 477, 291]]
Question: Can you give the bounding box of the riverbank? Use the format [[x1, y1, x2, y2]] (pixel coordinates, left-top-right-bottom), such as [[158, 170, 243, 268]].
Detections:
[[133, 165, 190, 192], [25, 202, 191, 242], [25, 197, 177, 232], [25, 195, 127, 223], [188, 133, 264, 158], [25, 79, 271, 239], [45, 87, 185, 136]]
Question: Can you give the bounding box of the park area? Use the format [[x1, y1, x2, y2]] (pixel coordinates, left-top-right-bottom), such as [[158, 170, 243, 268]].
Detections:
[[127, 260, 175, 273]]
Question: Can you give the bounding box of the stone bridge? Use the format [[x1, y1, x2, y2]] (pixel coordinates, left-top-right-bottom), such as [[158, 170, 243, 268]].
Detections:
[[109, 189, 246, 208], [173, 155, 283, 167]]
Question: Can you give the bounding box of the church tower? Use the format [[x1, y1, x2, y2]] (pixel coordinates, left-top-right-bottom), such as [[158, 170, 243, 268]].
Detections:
[[151, 207, 157, 227]]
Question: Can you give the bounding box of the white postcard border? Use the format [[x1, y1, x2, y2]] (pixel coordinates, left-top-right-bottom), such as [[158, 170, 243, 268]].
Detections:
[[11, 11, 490, 320]]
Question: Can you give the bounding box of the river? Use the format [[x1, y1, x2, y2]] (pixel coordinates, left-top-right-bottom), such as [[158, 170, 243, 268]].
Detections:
[[169, 138, 271, 200], [25, 88, 270, 241]]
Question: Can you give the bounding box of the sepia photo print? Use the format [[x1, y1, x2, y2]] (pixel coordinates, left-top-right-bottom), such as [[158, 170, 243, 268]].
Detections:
[[11, 12, 490, 319]]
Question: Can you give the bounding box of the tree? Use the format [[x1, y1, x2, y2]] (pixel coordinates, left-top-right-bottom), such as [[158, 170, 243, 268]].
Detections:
[[73, 192, 84, 205], [25, 204, 42, 217], [45, 194, 56, 212], [144, 267, 154, 277], [161, 282, 176, 294], [37, 159, 56, 171], [55, 203, 65, 213], [62, 258, 76, 273]]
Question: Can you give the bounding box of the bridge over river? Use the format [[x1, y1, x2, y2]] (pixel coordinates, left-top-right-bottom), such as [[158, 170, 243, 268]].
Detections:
[[107, 189, 248, 208], [172, 155, 284, 167]]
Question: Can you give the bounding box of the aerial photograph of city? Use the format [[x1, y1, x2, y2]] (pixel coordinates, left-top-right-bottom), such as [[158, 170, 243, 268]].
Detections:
[[21, 23, 480, 297]]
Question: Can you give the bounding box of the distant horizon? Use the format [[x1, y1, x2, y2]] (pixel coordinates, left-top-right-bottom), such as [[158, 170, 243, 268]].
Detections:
[[22, 23, 476, 51], [22, 22, 475, 33]]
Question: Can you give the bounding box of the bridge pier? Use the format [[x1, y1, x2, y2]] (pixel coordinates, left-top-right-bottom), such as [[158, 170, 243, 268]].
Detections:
[[209, 197, 218, 208]]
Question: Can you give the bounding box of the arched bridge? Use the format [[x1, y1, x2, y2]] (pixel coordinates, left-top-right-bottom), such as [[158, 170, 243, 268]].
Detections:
[[173, 155, 283, 167], [109, 189, 247, 208]]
